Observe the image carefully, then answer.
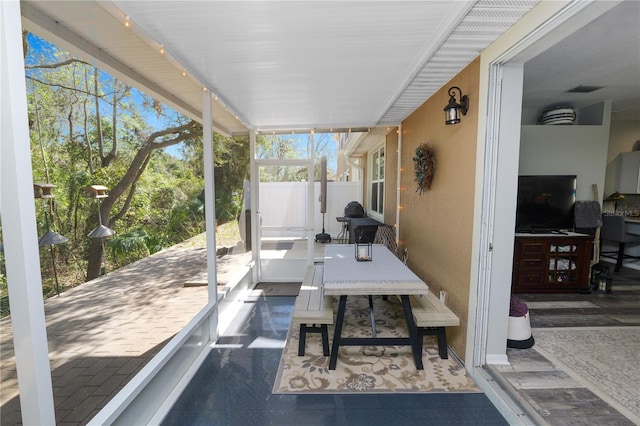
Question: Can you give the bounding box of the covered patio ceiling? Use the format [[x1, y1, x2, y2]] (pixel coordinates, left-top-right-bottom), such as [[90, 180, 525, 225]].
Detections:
[[21, 1, 539, 138]]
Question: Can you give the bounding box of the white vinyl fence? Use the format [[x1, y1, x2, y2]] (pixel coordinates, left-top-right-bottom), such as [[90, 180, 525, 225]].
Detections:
[[258, 181, 361, 238]]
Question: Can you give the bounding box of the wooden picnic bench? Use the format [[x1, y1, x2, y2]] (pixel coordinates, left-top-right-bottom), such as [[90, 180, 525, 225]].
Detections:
[[292, 265, 333, 356], [410, 291, 460, 359]]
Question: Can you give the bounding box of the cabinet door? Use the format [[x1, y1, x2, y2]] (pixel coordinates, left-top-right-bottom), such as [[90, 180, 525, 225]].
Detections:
[[547, 242, 579, 285], [512, 236, 592, 293], [617, 152, 640, 194]]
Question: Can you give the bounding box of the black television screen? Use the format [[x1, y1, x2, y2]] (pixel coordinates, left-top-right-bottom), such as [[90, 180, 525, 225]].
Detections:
[[516, 175, 576, 232]]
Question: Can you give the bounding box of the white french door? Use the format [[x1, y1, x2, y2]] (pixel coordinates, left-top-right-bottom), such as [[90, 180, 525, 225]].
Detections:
[[253, 156, 315, 281]]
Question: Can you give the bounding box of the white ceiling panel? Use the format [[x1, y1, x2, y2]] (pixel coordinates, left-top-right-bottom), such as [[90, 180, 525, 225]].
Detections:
[[113, 1, 480, 130], [22, 0, 544, 133]]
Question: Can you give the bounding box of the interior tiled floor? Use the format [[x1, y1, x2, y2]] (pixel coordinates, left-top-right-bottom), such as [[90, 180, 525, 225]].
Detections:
[[490, 263, 640, 425], [162, 296, 508, 426]]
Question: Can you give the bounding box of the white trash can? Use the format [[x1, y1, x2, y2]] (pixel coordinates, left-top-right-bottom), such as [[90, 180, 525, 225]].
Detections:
[[507, 296, 535, 349]]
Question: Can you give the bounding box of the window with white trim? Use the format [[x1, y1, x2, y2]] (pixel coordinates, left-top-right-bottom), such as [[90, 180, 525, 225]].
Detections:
[[370, 146, 385, 217]]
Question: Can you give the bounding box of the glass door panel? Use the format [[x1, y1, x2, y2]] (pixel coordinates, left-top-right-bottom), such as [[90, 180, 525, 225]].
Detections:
[[257, 164, 312, 281]]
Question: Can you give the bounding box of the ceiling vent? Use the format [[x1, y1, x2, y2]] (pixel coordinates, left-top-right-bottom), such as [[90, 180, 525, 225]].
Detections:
[[566, 85, 604, 93]]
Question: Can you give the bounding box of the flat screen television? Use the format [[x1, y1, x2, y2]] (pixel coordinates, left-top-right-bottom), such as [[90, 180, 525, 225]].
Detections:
[[515, 175, 576, 232]]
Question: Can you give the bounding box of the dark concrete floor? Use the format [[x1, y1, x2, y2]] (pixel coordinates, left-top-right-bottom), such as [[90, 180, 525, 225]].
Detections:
[[162, 295, 509, 426]]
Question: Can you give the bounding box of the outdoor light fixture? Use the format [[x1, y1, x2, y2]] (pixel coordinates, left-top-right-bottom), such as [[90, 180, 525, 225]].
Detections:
[[123, 15, 131, 29], [443, 86, 469, 125]]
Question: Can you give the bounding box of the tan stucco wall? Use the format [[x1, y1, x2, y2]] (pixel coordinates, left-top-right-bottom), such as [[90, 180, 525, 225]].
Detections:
[[399, 58, 480, 361], [384, 130, 399, 226]]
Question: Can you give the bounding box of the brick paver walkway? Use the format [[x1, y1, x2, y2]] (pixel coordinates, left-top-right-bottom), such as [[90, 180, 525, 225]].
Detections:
[[0, 243, 249, 425]]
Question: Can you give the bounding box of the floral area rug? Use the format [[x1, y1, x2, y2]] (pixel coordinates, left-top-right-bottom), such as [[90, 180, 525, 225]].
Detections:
[[532, 326, 640, 424], [273, 295, 479, 394]]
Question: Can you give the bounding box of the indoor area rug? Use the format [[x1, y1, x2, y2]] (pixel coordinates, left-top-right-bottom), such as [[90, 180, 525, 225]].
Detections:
[[532, 326, 640, 424], [273, 296, 479, 394]]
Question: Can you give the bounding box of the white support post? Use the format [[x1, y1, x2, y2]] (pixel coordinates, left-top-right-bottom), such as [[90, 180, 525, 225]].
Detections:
[[307, 132, 315, 263], [202, 91, 218, 339], [249, 130, 258, 283], [395, 125, 402, 246], [1, 1, 56, 424]]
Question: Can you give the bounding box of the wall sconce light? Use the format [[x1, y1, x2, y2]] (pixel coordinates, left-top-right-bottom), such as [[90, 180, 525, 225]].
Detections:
[[443, 86, 469, 125]]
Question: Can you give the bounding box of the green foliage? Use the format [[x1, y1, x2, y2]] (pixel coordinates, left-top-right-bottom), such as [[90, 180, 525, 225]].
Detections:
[[182, 133, 249, 224], [0, 295, 9, 318], [0, 251, 7, 317], [107, 229, 150, 267], [256, 133, 338, 182], [16, 33, 217, 297]]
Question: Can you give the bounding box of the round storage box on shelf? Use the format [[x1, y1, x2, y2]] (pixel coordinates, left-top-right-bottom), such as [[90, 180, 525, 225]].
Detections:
[[537, 106, 576, 125]]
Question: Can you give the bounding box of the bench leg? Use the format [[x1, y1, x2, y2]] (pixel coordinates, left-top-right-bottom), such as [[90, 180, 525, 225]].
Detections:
[[320, 324, 329, 356], [400, 295, 424, 370], [417, 327, 449, 359], [416, 330, 424, 355], [298, 324, 308, 356], [299, 324, 330, 356]]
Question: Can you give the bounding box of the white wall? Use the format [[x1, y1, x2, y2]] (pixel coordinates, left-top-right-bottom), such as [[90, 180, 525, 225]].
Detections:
[[314, 181, 362, 237], [519, 101, 611, 202], [604, 120, 640, 196]]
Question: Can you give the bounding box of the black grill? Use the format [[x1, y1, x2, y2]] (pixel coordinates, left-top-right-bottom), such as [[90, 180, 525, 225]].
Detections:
[[344, 201, 365, 218]]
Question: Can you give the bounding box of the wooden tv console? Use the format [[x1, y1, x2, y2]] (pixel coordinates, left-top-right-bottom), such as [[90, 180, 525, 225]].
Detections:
[[511, 232, 593, 294]]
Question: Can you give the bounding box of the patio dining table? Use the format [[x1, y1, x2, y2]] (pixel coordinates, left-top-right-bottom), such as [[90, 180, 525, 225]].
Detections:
[[322, 244, 429, 370]]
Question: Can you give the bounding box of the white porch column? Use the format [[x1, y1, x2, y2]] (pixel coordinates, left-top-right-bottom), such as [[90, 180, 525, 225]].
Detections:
[[395, 125, 402, 245], [307, 131, 315, 262], [249, 130, 258, 283], [202, 91, 218, 339], [1, 1, 56, 424]]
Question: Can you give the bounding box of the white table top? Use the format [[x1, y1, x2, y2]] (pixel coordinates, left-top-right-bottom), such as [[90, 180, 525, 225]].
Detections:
[[322, 244, 428, 296]]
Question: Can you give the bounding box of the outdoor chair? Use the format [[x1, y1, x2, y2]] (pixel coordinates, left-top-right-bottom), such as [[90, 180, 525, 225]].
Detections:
[[373, 225, 398, 257], [373, 225, 407, 301]]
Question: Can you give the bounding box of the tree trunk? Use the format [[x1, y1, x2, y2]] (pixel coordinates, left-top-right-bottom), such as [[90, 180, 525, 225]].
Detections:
[[86, 239, 104, 280], [84, 120, 201, 280]]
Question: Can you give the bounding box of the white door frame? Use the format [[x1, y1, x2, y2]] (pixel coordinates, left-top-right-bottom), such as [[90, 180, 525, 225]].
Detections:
[[251, 135, 315, 282], [469, 1, 622, 420]]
